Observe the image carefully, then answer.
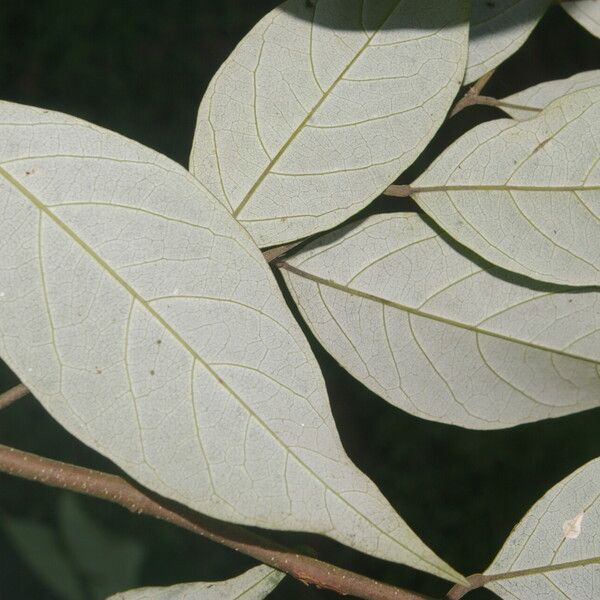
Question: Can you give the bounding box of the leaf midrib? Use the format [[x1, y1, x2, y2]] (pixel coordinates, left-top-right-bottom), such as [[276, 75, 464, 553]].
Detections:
[[234, 568, 283, 600], [281, 262, 600, 367], [413, 184, 600, 193], [0, 165, 453, 578], [232, 0, 402, 219], [485, 555, 600, 583]]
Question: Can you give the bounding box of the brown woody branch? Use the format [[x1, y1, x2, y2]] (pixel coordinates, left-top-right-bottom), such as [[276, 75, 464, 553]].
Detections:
[[4, 73, 501, 592], [0, 441, 434, 600], [0, 383, 29, 410]]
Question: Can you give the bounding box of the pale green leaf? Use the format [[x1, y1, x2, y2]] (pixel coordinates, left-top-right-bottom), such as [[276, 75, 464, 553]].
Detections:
[[282, 212, 600, 429], [484, 457, 600, 599], [58, 494, 145, 599], [499, 70, 600, 120], [465, 0, 551, 84], [0, 101, 463, 582], [563, 0, 600, 38], [413, 86, 600, 286], [3, 516, 86, 600], [2, 494, 144, 600], [190, 0, 468, 248], [107, 565, 284, 600]]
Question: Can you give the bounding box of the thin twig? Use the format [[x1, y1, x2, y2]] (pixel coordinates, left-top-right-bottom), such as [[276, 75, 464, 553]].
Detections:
[[383, 71, 498, 199], [383, 184, 415, 198], [451, 94, 504, 116], [467, 69, 496, 98], [445, 574, 486, 599], [449, 69, 497, 117], [0, 443, 434, 600], [262, 240, 303, 264], [0, 383, 29, 410]]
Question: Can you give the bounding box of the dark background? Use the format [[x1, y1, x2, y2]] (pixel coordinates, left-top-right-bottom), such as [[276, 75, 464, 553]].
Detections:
[[1, 2, 599, 599]]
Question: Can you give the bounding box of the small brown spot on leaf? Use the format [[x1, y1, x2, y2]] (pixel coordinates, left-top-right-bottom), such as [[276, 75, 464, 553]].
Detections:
[[150, 369, 155, 376]]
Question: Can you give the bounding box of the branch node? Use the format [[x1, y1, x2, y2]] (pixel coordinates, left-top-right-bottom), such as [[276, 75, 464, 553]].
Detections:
[[449, 69, 497, 117], [384, 184, 415, 198]]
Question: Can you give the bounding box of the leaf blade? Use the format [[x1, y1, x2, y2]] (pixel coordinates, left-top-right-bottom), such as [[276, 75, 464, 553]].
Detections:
[[58, 494, 145, 599], [0, 101, 462, 581], [190, 0, 468, 247], [499, 70, 600, 120], [2, 515, 86, 600], [484, 458, 600, 599], [282, 212, 600, 429], [107, 565, 284, 600], [465, 0, 551, 84], [413, 86, 600, 286], [563, 0, 600, 39]]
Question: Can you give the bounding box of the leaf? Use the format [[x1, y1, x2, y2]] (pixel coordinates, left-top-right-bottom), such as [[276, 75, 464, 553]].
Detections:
[[3, 515, 86, 600], [58, 494, 145, 599], [484, 457, 600, 599], [0, 101, 463, 582], [107, 565, 284, 600], [498, 70, 600, 120], [465, 0, 551, 84], [281, 212, 600, 429], [412, 86, 600, 286], [2, 494, 145, 600], [563, 0, 600, 39], [190, 0, 468, 248]]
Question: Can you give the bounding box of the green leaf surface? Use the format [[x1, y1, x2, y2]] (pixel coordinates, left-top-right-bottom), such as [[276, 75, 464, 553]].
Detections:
[[563, 0, 600, 39], [499, 70, 600, 120], [465, 0, 551, 83], [190, 0, 468, 247], [3, 494, 145, 600], [282, 212, 600, 429], [58, 494, 145, 599], [413, 86, 600, 286], [485, 457, 600, 599], [0, 100, 463, 582], [3, 516, 86, 600], [108, 565, 284, 600]]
